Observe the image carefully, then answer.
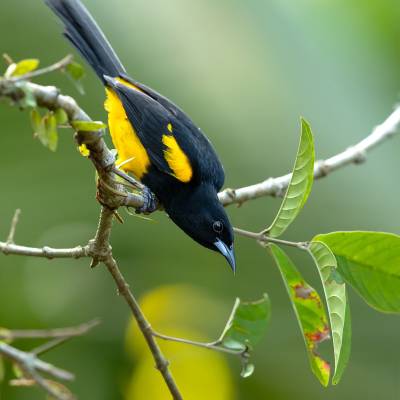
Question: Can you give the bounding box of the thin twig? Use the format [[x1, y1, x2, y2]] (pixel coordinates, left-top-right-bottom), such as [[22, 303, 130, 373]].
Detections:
[[9, 377, 75, 400], [32, 337, 71, 356], [9, 55, 74, 83], [24, 368, 74, 400], [2, 53, 14, 65], [1, 319, 100, 341], [6, 208, 21, 244], [0, 342, 74, 382]]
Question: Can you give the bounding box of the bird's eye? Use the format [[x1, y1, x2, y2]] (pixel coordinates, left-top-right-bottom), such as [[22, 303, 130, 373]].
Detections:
[[213, 221, 223, 233]]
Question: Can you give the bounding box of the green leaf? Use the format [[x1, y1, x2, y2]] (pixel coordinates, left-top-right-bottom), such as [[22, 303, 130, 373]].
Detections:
[[12, 363, 23, 379], [333, 300, 351, 384], [65, 61, 85, 94], [219, 295, 271, 378], [44, 113, 58, 152], [66, 61, 85, 80], [315, 231, 400, 313], [11, 59, 40, 77], [54, 108, 68, 125], [267, 118, 315, 238], [31, 108, 46, 145], [220, 295, 271, 351], [309, 241, 351, 384], [31, 110, 58, 151], [71, 120, 106, 132], [268, 243, 330, 386]]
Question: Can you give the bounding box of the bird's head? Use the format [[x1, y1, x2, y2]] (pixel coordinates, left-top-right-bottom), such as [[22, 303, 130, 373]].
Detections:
[[165, 184, 236, 272]]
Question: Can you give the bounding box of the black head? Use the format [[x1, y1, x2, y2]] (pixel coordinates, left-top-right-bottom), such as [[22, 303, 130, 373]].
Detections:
[[165, 184, 235, 272]]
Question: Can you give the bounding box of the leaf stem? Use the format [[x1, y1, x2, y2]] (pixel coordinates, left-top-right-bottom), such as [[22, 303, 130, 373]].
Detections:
[[152, 332, 244, 356], [234, 227, 308, 249]]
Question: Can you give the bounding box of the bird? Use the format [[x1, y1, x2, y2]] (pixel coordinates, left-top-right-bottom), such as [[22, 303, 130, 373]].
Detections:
[[45, 0, 236, 271]]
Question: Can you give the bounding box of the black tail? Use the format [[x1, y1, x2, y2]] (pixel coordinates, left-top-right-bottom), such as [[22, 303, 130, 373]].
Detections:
[[45, 0, 126, 82]]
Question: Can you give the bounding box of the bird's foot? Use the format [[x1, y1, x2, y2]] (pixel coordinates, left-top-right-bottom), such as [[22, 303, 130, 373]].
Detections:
[[136, 187, 158, 214]]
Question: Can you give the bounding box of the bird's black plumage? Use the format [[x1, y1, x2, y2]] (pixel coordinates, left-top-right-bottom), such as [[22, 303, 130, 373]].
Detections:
[[45, 0, 236, 271]]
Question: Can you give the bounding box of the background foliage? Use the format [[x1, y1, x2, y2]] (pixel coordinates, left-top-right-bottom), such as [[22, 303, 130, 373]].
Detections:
[[1, 0, 400, 399]]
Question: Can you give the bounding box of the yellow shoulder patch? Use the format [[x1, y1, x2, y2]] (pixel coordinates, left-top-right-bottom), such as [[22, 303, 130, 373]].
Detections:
[[162, 135, 193, 183]]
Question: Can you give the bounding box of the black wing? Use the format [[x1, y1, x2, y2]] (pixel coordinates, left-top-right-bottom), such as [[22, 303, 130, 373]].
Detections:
[[105, 76, 225, 190]]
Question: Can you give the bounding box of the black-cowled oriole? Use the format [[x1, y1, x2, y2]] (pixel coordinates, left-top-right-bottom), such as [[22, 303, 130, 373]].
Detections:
[[45, 0, 236, 271]]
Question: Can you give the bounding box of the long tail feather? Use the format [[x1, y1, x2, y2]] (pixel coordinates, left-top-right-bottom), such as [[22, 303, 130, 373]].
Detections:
[[45, 0, 125, 82]]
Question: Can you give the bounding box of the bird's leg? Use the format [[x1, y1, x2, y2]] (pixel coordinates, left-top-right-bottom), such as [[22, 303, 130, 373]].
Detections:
[[136, 186, 158, 214]]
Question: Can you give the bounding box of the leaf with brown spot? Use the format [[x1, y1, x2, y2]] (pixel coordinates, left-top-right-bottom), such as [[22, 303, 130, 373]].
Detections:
[[268, 243, 330, 386]]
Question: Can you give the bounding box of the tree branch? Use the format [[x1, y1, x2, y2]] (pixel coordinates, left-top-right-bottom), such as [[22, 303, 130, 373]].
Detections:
[[0, 319, 100, 341], [91, 207, 184, 399], [0, 342, 74, 400], [1, 76, 398, 212], [0, 319, 100, 399], [0, 241, 89, 259], [219, 106, 400, 206]]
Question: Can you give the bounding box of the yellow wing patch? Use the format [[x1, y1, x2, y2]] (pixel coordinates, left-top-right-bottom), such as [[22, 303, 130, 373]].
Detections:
[[162, 134, 193, 183], [104, 87, 150, 179]]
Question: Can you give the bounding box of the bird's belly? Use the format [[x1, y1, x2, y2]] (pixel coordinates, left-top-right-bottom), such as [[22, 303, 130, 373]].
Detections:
[[105, 88, 150, 180]]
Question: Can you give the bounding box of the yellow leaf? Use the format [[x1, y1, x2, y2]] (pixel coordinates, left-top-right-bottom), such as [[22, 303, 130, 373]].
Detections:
[[12, 59, 40, 77]]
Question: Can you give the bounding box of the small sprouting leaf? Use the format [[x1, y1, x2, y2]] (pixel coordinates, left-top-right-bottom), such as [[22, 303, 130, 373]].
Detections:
[[54, 108, 68, 125], [309, 241, 351, 385], [266, 118, 315, 238], [31, 108, 46, 145], [219, 294, 271, 352], [65, 61, 85, 94], [12, 363, 23, 379], [31, 108, 42, 130], [71, 120, 106, 132], [78, 143, 90, 157], [17, 82, 37, 108], [11, 59, 40, 77], [268, 243, 330, 386], [315, 231, 400, 313], [240, 362, 255, 378], [44, 113, 58, 152], [66, 61, 85, 80], [31, 110, 58, 151], [4, 63, 17, 78]]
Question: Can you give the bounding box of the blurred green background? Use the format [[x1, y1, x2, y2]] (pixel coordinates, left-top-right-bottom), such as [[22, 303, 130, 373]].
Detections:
[[1, 0, 400, 399]]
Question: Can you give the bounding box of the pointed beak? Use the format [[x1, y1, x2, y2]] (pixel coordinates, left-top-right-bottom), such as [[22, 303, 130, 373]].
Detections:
[[214, 239, 236, 273]]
